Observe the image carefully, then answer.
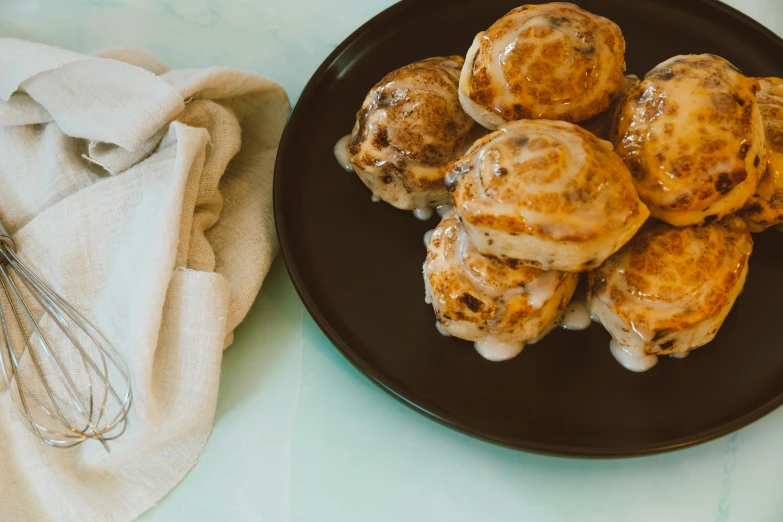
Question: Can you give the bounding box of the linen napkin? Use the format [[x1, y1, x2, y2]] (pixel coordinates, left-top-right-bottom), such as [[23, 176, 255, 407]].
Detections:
[[0, 38, 290, 521]]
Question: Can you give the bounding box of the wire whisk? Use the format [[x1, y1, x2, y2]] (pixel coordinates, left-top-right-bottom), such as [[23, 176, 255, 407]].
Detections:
[[0, 220, 132, 449]]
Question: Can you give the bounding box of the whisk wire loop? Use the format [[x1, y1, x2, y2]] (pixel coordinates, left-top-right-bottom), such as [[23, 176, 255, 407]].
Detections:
[[0, 224, 132, 449]]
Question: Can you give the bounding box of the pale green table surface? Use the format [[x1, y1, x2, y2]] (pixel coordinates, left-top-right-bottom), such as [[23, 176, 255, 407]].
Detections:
[[2, 1, 783, 520]]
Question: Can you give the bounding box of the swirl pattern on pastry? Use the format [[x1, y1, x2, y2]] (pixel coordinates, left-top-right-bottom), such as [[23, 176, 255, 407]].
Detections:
[[738, 77, 783, 232], [588, 216, 752, 358], [424, 210, 578, 360], [611, 54, 766, 226], [444, 119, 649, 272], [346, 56, 484, 210], [459, 2, 627, 129]]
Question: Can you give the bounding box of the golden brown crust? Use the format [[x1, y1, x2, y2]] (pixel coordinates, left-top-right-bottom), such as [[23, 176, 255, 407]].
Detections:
[[445, 119, 646, 241], [588, 216, 752, 354], [738, 77, 783, 232], [461, 2, 626, 124], [347, 56, 484, 209], [611, 54, 766, 226]]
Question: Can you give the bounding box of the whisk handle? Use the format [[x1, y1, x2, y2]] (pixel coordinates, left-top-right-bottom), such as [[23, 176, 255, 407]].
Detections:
[[0, 220, 14, 252]]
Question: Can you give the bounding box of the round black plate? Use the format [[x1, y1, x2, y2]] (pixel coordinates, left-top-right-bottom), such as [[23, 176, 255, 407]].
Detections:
[[274, 0, 783, 457]]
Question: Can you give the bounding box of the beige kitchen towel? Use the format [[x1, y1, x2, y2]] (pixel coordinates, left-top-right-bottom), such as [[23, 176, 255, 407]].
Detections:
[[0, 38, 291, 521]]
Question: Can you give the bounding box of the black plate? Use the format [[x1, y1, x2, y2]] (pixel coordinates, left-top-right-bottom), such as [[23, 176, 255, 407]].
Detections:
[[274, 0, 783, 457]]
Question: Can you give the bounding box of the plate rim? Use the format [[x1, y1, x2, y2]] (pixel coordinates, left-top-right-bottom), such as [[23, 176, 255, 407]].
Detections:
[[274, 0, 783, 458]]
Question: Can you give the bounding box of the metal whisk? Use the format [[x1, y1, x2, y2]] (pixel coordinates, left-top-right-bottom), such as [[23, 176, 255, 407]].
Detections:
[[0, 220, 132, 449]]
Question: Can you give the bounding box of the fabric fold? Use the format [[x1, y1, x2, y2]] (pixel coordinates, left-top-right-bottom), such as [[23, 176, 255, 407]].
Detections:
[[0, 38, 185, 151]]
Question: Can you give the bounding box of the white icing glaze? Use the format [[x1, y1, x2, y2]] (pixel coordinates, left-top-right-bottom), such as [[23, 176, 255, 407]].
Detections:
[[435, 321, 452, 337], [423, 229, 434, 247], [474, 340, 524, 362], [669, 351, 690, 359], [560, 300, 592, 331], [524, 270, 561, 309], [333, 134, 353, 171], [590, 314, 602, 324], [413, 207, 434, 221], [371, 194, 381, 203], [609, 339, 658, 372], [436, 204, 454, 217]]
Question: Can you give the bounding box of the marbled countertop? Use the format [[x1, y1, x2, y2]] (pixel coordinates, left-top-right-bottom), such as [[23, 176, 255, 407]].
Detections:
[[2, 1, 783, 521]]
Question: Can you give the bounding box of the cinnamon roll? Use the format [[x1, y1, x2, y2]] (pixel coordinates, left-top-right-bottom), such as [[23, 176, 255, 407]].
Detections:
[[738, 77, 783, 232], [588, 216, 752, 371], [611, 54, 766, 227], [339, 56, 484, 213], [459, 2, 627, 129], [444, 119, 649, 272], [424, 209, 578, 362]]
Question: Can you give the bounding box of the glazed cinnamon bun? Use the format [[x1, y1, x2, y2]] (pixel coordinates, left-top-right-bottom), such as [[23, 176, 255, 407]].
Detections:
[[444, 119, 649, 272], [611, 54, 766, 227], [339, 56, 484, 214], [588, 216, 752, 371], [424, 209, 578, 362], [459, 2, 627, 129]]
